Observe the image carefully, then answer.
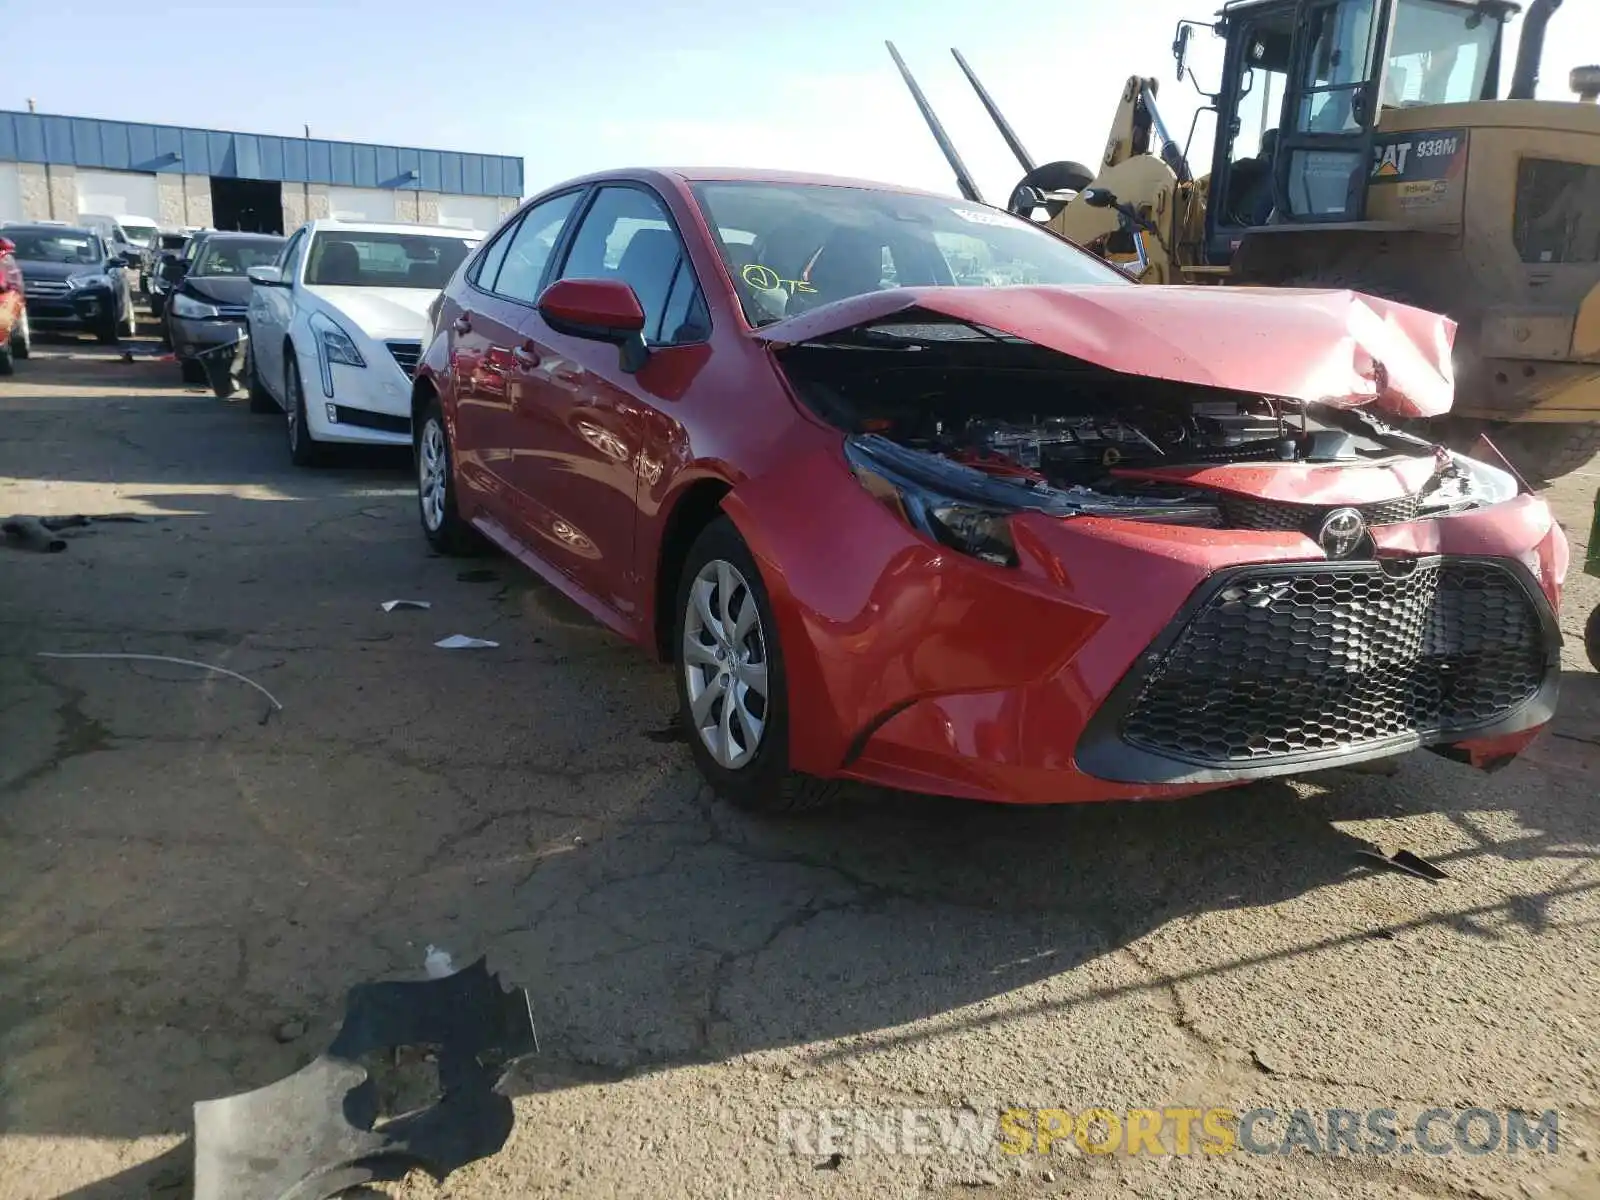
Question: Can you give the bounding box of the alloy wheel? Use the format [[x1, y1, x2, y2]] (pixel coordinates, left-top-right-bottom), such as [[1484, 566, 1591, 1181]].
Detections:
[[419, 418, 448, 532], [682, 559, 769, 770]]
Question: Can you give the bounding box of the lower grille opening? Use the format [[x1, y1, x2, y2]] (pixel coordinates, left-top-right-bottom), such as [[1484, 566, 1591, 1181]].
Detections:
[[333, 406, 410, 434], [386, 340, 422, 378], [1119, 558, 1549, 767]]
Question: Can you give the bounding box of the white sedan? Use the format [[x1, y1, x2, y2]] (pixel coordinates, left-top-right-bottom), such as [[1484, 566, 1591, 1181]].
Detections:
[[245, 219, 480, 465]]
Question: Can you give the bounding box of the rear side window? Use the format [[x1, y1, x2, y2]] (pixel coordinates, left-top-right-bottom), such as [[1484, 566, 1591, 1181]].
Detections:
[[493, 191, 583, 304], [470, 214, 521, 291]]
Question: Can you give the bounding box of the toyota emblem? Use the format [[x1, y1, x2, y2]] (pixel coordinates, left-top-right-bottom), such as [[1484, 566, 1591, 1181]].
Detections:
[[1318, 507, 1367, 558]]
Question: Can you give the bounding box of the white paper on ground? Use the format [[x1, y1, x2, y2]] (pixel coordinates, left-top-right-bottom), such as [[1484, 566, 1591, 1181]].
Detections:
[[435, 634, 499, 649], [381, 599, 432, 612]]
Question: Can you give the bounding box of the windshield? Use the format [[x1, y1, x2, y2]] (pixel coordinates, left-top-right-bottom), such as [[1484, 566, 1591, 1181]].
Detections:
[[193, 236, 284, 276], [121, 223, 158, 246], [8, 230, 104, 264], [304, 231, 475, 289], [688, 181, 1129, 327], [1383, 0, 1500, 106]]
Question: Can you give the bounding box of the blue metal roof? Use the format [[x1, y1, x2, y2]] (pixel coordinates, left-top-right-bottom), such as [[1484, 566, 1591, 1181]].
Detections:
[[0, 111, 523, 198]]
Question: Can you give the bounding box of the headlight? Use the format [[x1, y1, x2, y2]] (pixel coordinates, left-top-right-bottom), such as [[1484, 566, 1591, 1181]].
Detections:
[[310, 311, 365, 397], [171, 292, 220, 319], [312, 311, 365, 367], [844, 434, 1220, 568], [68, 273, 113, 290], [1417, 451, 1520, 514]]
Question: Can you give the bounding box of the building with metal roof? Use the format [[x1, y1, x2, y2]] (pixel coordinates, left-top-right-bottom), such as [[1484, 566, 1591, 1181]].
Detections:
[[0, 110, 525, 235]]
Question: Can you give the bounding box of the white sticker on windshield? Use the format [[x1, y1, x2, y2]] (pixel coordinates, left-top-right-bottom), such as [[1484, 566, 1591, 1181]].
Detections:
[[950, 207, 1015, 227]]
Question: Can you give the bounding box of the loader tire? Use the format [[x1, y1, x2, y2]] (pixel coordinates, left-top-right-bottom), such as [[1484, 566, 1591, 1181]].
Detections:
[[1487, 422, 1600, 485]]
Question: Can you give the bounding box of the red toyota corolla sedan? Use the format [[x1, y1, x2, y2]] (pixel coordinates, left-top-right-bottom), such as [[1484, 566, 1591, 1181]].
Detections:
[[410, 168, 1567, 812]]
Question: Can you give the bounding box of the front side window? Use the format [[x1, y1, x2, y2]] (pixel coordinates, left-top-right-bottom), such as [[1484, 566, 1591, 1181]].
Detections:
[[492, 191, 583, 303], [276, 230, 306, 279], [688, 181, 1129, 328], [193, 237, 285, 277], [556, 186, 703, 344], [121, 223, 158, 246], [303, 231, 475, 289]]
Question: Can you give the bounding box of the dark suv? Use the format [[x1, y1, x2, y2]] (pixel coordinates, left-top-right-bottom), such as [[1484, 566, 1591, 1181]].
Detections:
[[6, 224, 138, 343]]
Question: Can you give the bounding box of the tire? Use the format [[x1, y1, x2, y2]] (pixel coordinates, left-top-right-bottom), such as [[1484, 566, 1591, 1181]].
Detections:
[[10, 309, 30, 359], [1488, 422, 1600, 485], [415, 395, 482, 555], [0, 340, 13, 376], [246, 343, 275, 413], [285, 353, 322, 467], [179, 356, 208, 385], [672, 516, 840, 814], [94, 313, 119, 345], [1586, 605, 1600, 674]]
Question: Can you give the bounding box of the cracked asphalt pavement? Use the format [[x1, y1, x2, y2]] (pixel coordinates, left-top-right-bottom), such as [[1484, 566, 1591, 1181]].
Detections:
[[1, 339, 1598, 1200]]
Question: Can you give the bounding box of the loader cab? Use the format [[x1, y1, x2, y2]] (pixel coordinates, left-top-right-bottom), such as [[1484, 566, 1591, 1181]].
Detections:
[[1198, 0, 1512, 264]]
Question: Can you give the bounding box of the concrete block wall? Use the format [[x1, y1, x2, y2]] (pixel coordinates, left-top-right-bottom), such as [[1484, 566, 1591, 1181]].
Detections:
[[180, 174, 212, 227], [17, 163, 50, 219], [156, 175, 186, 226]]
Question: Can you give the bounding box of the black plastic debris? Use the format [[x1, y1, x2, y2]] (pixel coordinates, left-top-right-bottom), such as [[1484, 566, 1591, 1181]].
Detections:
[[1355, 847, 1451, 882], [192, 957, 538, 1200], [2, 516, 67, 553]]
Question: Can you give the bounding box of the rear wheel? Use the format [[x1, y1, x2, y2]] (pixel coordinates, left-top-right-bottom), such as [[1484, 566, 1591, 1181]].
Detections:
[[673, 516, 840, 814], [416, 396, 481, 555], [285, 353, 323, 467]]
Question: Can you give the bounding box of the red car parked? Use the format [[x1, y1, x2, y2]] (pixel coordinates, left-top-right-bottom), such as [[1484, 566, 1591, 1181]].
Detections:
[[412, 168, 1567, 811]]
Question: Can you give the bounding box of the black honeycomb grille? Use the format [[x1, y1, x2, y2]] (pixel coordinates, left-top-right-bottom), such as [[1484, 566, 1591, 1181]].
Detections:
[[1120, 559, 1548, 765], [1219, 492, 1423, 532]]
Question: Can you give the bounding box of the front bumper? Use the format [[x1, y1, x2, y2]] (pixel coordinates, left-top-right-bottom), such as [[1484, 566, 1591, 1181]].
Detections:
[[170, 314, 246, 360], [22, 286, 114, 330], [296, 338, 417, 446], [722, 447, 1566, 805]]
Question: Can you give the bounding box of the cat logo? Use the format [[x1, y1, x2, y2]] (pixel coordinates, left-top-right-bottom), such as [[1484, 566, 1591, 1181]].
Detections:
[[1373, 142, 1412, 178]]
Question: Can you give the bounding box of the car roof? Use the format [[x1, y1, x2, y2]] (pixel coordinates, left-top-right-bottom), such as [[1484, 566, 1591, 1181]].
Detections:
[[530, 165, 960, 202], [304, 219, 483, 237], [199, 230, 285, 240], [3, 223, 100, 237]]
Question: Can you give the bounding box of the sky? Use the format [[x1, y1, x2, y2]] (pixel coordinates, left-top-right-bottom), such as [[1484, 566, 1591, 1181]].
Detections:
[[5, 0, 1597, 203]]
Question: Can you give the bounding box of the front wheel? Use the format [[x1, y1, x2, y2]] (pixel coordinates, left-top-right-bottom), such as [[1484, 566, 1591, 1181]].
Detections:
[[673, 516, 840, 814], [1586, 605, 1600, 674], [246, 343, 275, 413], [285, 354, 323, 467]]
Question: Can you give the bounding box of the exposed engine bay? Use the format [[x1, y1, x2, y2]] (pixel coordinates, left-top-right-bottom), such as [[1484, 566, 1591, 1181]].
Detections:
[[778, 330, 1521, 550]]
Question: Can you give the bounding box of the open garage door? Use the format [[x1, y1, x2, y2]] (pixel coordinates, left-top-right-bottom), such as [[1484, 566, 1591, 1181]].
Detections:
[[434, 194, 502, 233], [0, 164, 21, 223], [76, 169, 160, 223], [327, 187, 397, 223]]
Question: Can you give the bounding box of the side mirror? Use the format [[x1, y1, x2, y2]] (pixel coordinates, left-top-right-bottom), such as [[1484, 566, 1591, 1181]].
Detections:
[[537, 277, 650, 373], [1173, 24, 1192, 82], [247, 265, 285, 286], [1081, 187, 1118, 209]]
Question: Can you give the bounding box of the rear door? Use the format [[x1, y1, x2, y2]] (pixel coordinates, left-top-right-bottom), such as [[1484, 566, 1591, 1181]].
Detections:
[[449, 190, 584, 523], [1274, 0, 1398, 220]]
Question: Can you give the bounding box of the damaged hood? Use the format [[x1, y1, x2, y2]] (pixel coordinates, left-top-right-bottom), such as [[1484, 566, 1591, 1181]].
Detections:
[[755, 285, 1457, 419]]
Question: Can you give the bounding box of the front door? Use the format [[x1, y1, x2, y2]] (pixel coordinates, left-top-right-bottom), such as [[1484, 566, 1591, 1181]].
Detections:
[[1274, 0, 1398, 220], [508, 183, 711, 625], [250, 227, 305, 398]]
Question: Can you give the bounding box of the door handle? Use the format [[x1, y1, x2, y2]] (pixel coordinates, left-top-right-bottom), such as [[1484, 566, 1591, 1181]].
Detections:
[[512, 343, 540, 368], [452, 314, 472, 334]]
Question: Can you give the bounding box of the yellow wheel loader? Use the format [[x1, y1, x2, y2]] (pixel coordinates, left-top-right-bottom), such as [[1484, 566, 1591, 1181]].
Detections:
[[889, 0, 1600, 482]]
